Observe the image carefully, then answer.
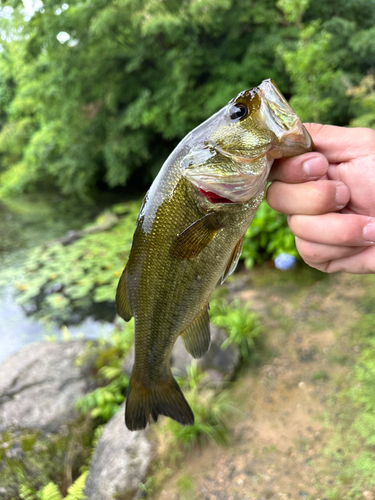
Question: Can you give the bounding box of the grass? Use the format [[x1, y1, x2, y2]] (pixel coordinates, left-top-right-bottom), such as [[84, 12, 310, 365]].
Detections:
[[316, 305, 375, 498]]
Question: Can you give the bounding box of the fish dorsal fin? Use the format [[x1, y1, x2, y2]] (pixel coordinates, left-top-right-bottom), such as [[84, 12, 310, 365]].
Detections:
[[115, 265, 133, 321], [220, 234, 245, 285], [171, 212, 222, 260], [180, 305, 211, 359]]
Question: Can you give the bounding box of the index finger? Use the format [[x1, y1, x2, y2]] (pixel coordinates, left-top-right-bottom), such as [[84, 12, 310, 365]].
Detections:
[[268, 152, 328, 183], [303, 123, 375, 164]]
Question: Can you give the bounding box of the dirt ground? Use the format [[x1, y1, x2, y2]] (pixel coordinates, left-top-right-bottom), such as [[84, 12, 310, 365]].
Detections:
[[149, 267, 374, 500]]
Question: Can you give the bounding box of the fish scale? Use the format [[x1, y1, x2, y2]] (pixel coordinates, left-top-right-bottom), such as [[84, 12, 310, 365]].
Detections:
[[116, 79, 313, 430]]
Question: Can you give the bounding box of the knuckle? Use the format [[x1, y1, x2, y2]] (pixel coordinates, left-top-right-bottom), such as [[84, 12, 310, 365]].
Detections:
[[313, 181, 337, 213]]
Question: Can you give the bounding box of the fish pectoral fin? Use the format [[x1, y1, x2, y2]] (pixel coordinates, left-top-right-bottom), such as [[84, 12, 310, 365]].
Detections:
[[220, 234, 245, 285], [170, 212, 222, 260], [115, 265, 133, 321], [181, 305, 211, 359]]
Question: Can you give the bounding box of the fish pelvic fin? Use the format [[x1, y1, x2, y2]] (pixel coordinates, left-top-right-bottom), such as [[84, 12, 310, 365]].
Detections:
[[125, 372, 194, 431], [116, 265, 133, 321], [181, 305, 211, 359]]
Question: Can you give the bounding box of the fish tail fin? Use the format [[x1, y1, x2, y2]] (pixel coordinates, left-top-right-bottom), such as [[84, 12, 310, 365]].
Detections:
[[125, 372, 194, 431]]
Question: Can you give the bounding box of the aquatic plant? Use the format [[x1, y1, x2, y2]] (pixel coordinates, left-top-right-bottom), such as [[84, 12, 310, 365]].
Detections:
[[11, 201, 141, 324]]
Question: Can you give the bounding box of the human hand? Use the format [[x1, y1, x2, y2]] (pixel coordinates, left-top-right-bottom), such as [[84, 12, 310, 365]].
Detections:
[[267, 124, 375, 273]]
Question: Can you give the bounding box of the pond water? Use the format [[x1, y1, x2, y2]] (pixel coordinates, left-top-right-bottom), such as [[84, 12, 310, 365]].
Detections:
[[0, 195, 115, 364]]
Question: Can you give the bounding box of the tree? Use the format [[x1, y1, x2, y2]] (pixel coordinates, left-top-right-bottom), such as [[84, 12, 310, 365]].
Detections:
[[0, 0, 374, 199]]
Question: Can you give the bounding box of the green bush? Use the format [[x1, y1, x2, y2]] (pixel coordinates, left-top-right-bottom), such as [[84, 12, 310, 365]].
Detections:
[[242, 200, 297, 268], [162, 362, 235, 450], [210, 298, 263, 361], [1, 0, 375, 198]]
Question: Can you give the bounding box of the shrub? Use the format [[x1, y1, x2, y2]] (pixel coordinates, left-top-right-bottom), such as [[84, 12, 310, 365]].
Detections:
[[210, 298, 263, 362], [242, 200, 298, 268]]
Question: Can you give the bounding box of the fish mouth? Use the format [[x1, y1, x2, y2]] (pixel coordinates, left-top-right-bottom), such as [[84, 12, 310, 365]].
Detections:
[[256, 79, 313, 156], [198, 188, 234, 204]]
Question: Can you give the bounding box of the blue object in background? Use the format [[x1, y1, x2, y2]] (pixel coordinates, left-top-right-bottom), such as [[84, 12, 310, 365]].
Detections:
[[274, 253, 297, 271]]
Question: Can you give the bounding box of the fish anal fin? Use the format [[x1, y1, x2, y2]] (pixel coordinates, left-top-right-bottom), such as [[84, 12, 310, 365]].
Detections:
[[170, 212, 222, 260], [125, 372, 194, 431], [181, 305, 211, 359], [220, 234, 245, 284], [115, 265, 133, 321]]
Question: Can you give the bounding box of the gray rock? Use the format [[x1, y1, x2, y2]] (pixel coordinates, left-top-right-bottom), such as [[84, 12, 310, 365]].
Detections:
[[200, 325, 240, 375], [0, 340, 94, 432], [171, 325, 240, 381], [84, 402, 151, 500], [122, 344, 134, 376]]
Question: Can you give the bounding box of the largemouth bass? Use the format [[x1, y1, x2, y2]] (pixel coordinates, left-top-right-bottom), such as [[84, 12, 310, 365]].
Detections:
[[116, 79, 313, 431]]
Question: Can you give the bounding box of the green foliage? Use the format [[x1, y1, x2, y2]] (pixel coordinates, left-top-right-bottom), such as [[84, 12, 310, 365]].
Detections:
[[0, 419, 94, 500], [347, 75, 375, 129], [279, 21, 342, 123], [210, 299, 263, 361], [10, 200, 140, 323], [1, 0, 374, 198], [162, 362, 234, 450], [277, 0, 310, 25], [19, 471, 88, 500], [75, 321, 134, 422], [322, 308, 375, 497], [348, 318, 375, 449], [242, 200, 297, 268], [0, 0, 289, 198]]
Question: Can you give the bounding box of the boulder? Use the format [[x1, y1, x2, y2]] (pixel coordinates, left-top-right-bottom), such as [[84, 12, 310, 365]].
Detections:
[[84, 402, 151, 500], [0, 340, 95, 433], [171, 325, 240, 382]]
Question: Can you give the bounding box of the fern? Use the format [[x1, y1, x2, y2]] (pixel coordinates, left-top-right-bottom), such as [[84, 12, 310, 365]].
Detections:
[[37, 482, 62, 500], [210, 299, 263, 361], [65, 471, 88, 500], [20, 471, 88, 500], [20, 485, 37, 500]]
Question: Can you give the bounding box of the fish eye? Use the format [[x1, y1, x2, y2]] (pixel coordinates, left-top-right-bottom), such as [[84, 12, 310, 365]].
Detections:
[[229, 103, 248, 121]]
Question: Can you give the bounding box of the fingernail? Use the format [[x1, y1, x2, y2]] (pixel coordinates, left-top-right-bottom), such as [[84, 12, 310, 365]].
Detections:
[[363, 221, 375, 243], [302, 157, 327, 177], [335, 183, 350, 209]]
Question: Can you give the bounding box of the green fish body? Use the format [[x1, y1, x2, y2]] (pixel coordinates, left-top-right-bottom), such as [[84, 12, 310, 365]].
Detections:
[[116, 79, 313, 430]]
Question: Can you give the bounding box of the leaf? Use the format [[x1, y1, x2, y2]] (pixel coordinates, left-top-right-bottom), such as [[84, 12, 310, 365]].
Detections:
[[38, 482, 63, 500], [65, 471, 89, 500]]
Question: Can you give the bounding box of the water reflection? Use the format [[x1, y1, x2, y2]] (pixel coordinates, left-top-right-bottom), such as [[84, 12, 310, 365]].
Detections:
[[0, 196, 113, 364], [0, 285, 113, 364]]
